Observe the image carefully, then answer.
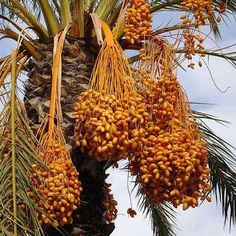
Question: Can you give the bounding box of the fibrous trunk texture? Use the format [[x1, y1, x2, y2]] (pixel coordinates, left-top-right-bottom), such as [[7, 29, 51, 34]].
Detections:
[[24, 38, 115, 236]]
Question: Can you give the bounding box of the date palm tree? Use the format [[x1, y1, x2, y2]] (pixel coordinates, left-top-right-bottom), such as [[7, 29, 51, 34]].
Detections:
[[0, 0, 236, 235]]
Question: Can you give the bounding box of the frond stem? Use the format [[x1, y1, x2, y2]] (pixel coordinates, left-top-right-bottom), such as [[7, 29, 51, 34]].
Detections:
[[60, 0, 72, 28], [38, 0, 60, 37], [128, 49, 236, 64], [1, 28, 42, 60], [153, 23, 197, 35], [0, 52, 26, 87], [175, 49, 236, 62], [150, 0, 181, 13], [8, 0, 49, 41], [11, 50, 17, 236]]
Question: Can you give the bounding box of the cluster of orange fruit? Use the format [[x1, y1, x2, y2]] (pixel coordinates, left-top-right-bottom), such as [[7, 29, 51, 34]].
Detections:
[[179, 1, 216, 66], [182, 27, 205, 66], [103, 182, 118, 222], [74, 89, 149, 161], [128, 72, 212, 209], [73, 30, 211, 210], [26, 141, 82, 227], [180, 0, 214, 26], [124, 0, 152, 44]]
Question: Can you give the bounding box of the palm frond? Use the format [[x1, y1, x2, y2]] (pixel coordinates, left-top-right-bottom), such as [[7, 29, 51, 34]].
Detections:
[[0, 0, 60, 21], [71, 0, 85, 38], [0, 28, 41, 60], [95, 0, 120, 21], [193, 110, 236, 227], [37, 0, 60, 37], [128, 44, 236, 69], [0, 0, 49, 41], [0, 0, 32, 25], [181, 47, 236, 69], [60, 0, 72, 28], [213, 0, 236, 13], [0, 51, 29, 88], [0, 49, 49, 235], [209, 13, 222, 40], [150, 0, 181, 13], [0, 14, 33, 40], [133, 178, 177, 236]]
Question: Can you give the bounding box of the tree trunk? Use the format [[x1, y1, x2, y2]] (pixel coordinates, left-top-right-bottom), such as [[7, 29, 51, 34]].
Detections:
[[24, 38, 115, 236]]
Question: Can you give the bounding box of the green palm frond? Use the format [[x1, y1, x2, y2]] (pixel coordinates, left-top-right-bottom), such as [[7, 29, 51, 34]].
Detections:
[[150, 0, 181, 12], [0, 0, 63, 41], [209, 13, 222, 39], [60, 0, 72, 27], [0, 14, 33, 40], [179, 46, 236, 69], [0, 102, 45, 235], [0, 0, 50, 41], [134, 178, 177, 236], [0, 28, 41, 60], [95, 0, 120, 20], [0, 0, 60, 21], [128, 43, 236, 69], [193, 110, 236, 227], [37, 0, 59, 37], [0, 49, 49, 235]]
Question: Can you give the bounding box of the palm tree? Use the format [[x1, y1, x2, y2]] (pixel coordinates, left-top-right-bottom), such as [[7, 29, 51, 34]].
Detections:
[[0, 0, 236, 235]]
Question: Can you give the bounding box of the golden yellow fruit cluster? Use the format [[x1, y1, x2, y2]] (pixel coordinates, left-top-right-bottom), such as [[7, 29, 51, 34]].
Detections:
[[179, 1, 216, 65], [103, 182, 118, 222], [74, 89, 149, 161], [129, 75, 212, 209], [182, 28, 205, 64], [28, 142, 82, 227], [125, 0, 152, 44], [180, 0, 214, 26]]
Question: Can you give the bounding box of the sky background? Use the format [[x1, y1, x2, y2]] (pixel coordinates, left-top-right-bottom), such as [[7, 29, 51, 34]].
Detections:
[[0, 4, 236, 236]]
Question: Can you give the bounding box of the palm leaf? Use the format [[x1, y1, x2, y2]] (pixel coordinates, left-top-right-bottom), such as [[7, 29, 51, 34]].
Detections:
[[0, 0, 60, 20], [0, 49, 49, 235], [37, 0, 60, 37], [0, 0, 49, 41], [193, 110, 236, 227], [60, 0, 72, 28], [95, 0, 120, 20], [0, 14, 33, 40], [0, 28, 41, 60], [128, 44, 236, 69], [209, 13, 222, 39], [133, 176, 177, 236]]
